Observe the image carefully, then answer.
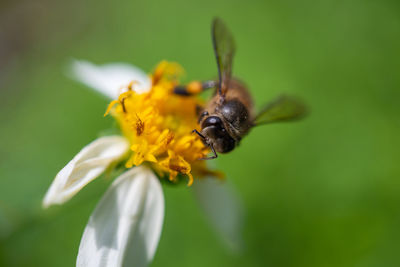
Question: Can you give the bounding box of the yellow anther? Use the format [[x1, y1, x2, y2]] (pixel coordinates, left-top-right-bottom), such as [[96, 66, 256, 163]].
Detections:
[[106, 61, 219, 185]]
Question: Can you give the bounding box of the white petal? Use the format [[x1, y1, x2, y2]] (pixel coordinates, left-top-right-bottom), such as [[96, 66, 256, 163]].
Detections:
[[43, 136, 129, 208], [192, 178, 244, 252], [70, 60, 151, 99], [77, 166, 164, 267]]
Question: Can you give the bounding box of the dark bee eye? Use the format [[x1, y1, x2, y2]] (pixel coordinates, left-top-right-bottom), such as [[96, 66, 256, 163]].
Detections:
[[200, 115, 236, 153], [202, 116, 223, 128]]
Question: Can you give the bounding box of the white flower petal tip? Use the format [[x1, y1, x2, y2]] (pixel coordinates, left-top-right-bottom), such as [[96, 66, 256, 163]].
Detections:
[[70, 60, 152, 99], [77, 166, 165, 267], [193, 178, 245, 253], [43, 136, 129, 208]]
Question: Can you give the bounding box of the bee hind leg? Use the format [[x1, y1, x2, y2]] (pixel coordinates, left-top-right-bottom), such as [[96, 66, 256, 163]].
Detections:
[[173, 80, 216, 96]]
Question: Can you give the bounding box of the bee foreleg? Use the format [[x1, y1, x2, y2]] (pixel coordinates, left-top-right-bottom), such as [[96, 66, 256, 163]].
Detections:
[[201, 144, 218, 160], [192, 129, 206, 139], [174, 80, 216, 96], [191, 129, 218, 160]]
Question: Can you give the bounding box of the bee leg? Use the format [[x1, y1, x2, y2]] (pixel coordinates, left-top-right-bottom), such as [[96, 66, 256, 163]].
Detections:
[[191, 129, 218, 160], [201, 144, 218, 160], [196, 144, 218, 160], [192, 129, 206, 139], [174, 80, 216, 96]]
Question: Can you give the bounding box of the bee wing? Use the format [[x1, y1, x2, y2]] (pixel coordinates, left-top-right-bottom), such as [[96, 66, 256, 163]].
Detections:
[[254, 95, 307, 125], [212, 18, 236, 97]]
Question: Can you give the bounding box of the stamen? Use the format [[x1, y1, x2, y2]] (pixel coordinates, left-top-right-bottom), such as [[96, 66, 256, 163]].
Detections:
[[104, 100, 119, 116], [135, 114, 144, 136], [187, 173, 194, 186], [120, 97, 127, 113], [106, 61, 218, 185]]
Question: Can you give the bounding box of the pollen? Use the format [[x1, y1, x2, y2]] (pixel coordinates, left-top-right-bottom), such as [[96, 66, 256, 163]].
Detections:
[[105, 61, 219, 185]]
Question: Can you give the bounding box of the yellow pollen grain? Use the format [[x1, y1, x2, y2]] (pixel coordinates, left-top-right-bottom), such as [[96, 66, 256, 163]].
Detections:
[[105, 61, 216, 185], [187, 81, 203, 94]]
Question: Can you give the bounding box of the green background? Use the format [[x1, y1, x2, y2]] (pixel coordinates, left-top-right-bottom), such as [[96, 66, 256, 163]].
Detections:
[[1, 0, 400, 266]]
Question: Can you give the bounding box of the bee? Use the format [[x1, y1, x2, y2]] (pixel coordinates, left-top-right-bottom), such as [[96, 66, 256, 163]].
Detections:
[[174, 18, 306, 159]]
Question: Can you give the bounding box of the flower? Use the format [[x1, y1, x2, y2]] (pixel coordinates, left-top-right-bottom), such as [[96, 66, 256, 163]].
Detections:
[[43, 60, 243, 267], [103, 61, 215, 186]]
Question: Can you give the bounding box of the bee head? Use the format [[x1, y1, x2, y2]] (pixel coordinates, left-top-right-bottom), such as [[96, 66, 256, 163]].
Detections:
[[200, 116, 235, 153]]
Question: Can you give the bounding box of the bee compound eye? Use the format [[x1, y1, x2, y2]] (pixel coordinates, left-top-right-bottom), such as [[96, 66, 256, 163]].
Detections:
[[202, 116, 223, 128]]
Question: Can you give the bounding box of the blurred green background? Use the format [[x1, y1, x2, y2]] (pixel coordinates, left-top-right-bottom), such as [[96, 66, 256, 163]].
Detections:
[[1, 0, 400, 266]]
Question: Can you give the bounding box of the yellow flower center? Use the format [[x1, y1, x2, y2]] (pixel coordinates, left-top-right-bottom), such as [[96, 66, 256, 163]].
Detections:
[[105, 61, 220, 185]]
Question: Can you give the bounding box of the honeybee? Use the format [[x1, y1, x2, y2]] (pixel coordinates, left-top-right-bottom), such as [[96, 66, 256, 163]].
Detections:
[[174, 18, 306, 159]]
